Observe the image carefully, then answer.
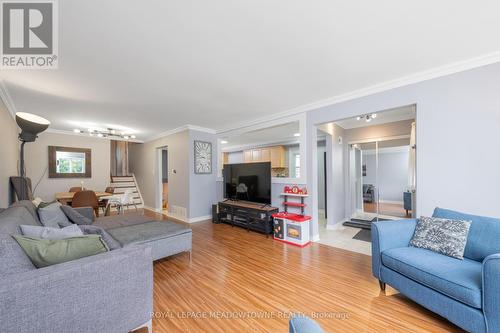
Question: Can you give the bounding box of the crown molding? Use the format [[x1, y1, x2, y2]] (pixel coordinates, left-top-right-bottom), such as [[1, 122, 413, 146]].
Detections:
[[146, 124, 216, 142], [0, 81, 17, 119], [215, 51, 500, 134]]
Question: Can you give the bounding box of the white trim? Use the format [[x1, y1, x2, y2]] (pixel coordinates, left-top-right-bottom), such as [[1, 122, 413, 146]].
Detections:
[[311, 234, 320, 242], [0, 81, 17, 119], [143, 205, 161, 213], [148, 124, 216, 142], [188, 214, 212, 223], [164, 212, 212, 223], [215, 51, 500, 134]]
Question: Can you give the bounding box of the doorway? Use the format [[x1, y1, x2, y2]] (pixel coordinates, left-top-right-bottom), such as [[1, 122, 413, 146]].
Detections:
[[160, 147, 168, 214], [315, 105, 416, 255]]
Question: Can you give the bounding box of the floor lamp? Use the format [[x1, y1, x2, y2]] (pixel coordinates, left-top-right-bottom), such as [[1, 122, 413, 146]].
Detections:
[[11, 112, 50, 201]]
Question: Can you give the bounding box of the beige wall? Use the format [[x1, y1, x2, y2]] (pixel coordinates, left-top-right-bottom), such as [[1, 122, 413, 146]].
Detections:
[[0, 99, 18, 208], [129, 130, 190, 219], [24, 132, 111, 201]]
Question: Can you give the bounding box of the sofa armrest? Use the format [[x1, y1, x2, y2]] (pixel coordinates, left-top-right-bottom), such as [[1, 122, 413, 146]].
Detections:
[[482, 253, 500, 332], [0, 245, 153, 333], [371, 219, 417, 279], [73, 206, 96, 222]]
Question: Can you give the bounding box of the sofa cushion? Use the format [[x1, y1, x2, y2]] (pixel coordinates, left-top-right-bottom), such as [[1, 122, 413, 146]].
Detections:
[[382, 247, 482, 309], [38, 202, 70, 228], [93, 214, 156, 230], [0, 206, 40, 234], [107, 221, 191, 247], [20, 224, 84, 240], [78, 225, 121, 250], [12, 234, 109, 268], [60, 205, 93, 225], [0, 233, 36, 277], [433, 207, 500, 261]]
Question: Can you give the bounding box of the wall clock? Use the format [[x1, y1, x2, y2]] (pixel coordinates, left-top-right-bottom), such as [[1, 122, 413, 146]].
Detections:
[[194, 140, 212, 174]]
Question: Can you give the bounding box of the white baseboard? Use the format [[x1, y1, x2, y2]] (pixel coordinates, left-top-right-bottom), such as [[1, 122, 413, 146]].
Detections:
[[188, 214, 212, 223], [311, 234, 320, 242], [143, 205, 161, 213], [164, 212, 212, 223]]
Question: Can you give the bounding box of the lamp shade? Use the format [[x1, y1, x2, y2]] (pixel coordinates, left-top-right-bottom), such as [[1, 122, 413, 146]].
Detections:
[[16, 112, 50, 142]]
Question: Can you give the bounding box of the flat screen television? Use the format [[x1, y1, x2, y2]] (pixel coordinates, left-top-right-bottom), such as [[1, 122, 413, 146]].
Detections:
[[223, 162, 271, 204]]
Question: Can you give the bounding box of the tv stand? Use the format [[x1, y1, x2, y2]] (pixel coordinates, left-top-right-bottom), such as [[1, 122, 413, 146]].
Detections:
[[218, 201, 278, 236]]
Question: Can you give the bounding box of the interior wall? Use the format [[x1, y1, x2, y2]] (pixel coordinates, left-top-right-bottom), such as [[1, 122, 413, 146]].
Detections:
[[188, 130, 218, 219], [24, 132, 111, 201], [0, 100, 18, 208], [307, 61, 500, 235], [345, 119, 414, 142], [129, 130, 189, 219]]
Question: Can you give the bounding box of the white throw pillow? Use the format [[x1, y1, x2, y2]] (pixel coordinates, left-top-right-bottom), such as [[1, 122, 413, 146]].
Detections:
[[20, 224, 84, 240]]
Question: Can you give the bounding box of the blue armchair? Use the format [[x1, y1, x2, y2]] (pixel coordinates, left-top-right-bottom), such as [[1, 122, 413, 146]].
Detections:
[[372, 208, 500, 333]]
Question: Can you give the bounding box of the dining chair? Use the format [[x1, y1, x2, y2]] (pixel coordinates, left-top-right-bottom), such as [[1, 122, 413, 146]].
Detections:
[[72, 190, 99, 217], [107, 188, 138, 215], [99, 186, 115, 214]]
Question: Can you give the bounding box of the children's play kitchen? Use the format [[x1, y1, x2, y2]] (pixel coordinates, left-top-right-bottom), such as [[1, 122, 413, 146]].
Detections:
[[272, 185, 312, 247]]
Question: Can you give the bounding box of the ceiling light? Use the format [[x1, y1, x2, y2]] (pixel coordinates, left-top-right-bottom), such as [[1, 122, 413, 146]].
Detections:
[[366, 118, 371, 122], [73, 129, 82, 133], [110, 129, 116, 135], [130, 135, 136, 139], [87, 128, 93, 132], [356, 116, 361, 121], [293, 133, 300, 137], [372, 113, 377, 118], [97, 133, 104, 138], [89, 133, 94, 136], [123, 135, 130, 139], [221, 140, 228, 144]]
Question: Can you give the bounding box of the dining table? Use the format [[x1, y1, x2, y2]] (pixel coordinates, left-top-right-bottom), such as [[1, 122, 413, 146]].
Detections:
[[55, 191, 114, 206]]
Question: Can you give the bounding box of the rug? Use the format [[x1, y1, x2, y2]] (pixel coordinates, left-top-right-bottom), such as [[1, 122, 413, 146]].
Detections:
[[353, 229, 371, 242]]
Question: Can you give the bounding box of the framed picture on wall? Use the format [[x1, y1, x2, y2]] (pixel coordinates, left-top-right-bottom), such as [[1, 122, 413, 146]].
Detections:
[[194, 140, 212, 174]]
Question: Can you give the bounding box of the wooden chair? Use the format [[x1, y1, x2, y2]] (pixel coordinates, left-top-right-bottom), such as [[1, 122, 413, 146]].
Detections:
[[69, 187, 85, 193], [99, 186, 115, 214], [72, 190, 99, 217]]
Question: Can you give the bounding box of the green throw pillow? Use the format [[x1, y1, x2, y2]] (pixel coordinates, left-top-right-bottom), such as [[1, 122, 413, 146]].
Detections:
[[12, 235, 109, 268]]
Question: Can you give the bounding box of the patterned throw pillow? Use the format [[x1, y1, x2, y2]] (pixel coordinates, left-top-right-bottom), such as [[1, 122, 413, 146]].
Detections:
[[410, 216, 471, 259]]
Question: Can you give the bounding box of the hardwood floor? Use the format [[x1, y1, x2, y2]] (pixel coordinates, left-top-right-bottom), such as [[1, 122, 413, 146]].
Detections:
[[364, 202, 409, 218], [148, 211, 462, 333]]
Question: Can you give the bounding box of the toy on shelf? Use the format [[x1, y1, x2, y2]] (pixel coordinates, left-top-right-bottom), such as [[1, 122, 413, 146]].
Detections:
[[272, 185, 311, 247]]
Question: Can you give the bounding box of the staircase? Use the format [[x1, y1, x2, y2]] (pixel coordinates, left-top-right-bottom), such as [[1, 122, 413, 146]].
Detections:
[[109, 174, 144, 210]]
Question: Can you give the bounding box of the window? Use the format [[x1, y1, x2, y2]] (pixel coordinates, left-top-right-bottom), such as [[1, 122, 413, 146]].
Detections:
[[294, 153, 300, 178], [49, 146, 91, 178], [56, 151, 86, 174]]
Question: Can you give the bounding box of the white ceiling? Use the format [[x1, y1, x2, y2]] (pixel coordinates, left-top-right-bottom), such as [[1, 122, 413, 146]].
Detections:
[[1, 1, 500, 140], [335, 105, 416, 129]]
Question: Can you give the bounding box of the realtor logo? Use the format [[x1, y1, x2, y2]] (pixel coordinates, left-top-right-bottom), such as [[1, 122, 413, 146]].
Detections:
[[1, 0, 58, 69]]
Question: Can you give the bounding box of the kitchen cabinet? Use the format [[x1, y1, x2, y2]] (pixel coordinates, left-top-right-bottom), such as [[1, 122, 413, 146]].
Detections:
[[242, 146, 286, 168]]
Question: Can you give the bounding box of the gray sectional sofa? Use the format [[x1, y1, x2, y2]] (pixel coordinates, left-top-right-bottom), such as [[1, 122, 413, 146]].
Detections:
[[0, 200, 192, 333]]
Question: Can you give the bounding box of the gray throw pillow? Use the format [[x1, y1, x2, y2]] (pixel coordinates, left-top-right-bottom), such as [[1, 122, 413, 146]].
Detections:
[[20, 224, 84, 240], [77, 225, 121, 250], [60, 205, 93, 225], [410, 216, 471, 259], [37, 202, 70, 228]]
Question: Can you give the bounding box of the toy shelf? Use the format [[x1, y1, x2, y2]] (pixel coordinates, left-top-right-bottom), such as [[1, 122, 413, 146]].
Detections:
[[280, 193, 308, 197], [282, 202, 306, 207]]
